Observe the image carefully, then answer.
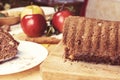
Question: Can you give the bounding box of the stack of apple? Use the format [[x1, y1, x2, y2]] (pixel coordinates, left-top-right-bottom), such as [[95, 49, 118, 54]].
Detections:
[[20, 5, 73, 37]]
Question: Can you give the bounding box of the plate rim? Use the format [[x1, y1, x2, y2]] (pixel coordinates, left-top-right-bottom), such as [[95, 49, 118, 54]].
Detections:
[[6, 6, 55, 15]]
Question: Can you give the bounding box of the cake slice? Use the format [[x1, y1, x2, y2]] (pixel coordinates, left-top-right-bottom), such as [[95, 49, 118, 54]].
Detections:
[[63, 16, 120, 65], [0, 28, 19, 62]]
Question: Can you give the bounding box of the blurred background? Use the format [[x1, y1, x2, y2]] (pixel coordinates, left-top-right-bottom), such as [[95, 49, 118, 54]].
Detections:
[[0, 0, 84, 16]]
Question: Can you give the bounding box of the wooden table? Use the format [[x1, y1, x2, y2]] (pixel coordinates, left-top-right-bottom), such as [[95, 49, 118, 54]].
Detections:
[[1, 32, 120, 80], [0, 65, 42, 80]]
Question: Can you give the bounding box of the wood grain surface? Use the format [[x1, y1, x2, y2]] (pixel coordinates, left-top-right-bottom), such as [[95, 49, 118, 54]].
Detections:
[[40, 43, 120, 80]]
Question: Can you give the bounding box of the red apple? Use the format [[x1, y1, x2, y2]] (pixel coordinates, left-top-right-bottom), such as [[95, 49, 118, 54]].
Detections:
[[21, 14, 47, 37], [52, 10, 72, 32]]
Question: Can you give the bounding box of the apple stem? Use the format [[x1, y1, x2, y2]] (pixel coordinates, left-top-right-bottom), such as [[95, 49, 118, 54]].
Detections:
[[59, 3, 65, 12], [54, 6, 58, 12]]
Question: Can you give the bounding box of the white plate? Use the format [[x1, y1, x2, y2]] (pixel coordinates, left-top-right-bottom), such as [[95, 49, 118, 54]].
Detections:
[[0, 40, 48, 75], [6, 6, 55, 15]]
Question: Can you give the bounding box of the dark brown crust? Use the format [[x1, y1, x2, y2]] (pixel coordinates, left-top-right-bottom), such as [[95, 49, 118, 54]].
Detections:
[[63, 16, 120, 65], [63, 16, 70, 45], [74, 17, 85, 58], [117, 23, 120, 55]]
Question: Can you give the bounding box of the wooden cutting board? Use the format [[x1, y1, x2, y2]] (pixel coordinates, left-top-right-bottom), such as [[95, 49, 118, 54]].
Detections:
[[40, 43, 120, 80]]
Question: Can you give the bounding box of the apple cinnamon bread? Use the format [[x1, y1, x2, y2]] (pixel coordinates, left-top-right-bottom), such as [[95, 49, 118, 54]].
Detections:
[[0, 28, 19, 62], [63, 16, 120, 65]]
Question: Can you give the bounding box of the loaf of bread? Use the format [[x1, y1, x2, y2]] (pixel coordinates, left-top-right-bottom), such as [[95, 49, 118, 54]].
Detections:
[[63, 16, 120, 65]]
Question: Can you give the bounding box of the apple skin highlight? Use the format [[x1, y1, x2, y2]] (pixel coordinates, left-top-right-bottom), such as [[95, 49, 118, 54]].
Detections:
[[52, 10, 72, 33], [20, 5, 47, 37], [21, 14, 47, 37]]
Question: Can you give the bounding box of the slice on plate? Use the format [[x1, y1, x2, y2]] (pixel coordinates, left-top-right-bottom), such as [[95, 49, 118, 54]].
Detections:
[[0, 28, 19, 62]]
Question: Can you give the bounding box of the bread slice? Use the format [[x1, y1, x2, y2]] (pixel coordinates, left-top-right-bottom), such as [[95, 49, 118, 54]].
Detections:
[[0, 28, 19, 62]]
